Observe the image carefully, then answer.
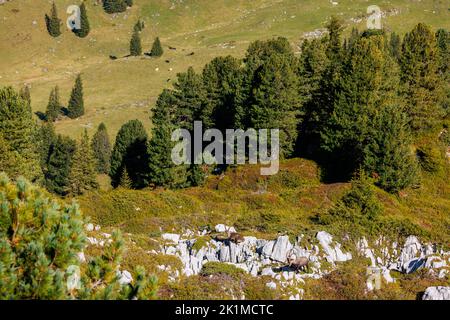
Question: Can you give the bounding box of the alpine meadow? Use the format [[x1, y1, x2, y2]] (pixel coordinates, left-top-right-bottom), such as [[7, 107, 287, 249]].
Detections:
[[0, 0, 449, 304]]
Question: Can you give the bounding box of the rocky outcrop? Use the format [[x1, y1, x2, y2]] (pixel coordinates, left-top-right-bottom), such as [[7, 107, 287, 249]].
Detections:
[[422, 286, 450, 300]]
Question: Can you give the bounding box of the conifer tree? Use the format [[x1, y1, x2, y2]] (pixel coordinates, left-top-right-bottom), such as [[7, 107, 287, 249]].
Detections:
[[119, 167, 132, 189], [103, 0, 127, 14], [150, 37, 164, 57], [389, 32, 401, 61], [130, 30, 142, 56], [45, 2, 61, 37], [37, 122, 57, 174], [45, 86, 61, 122], [110, 120, 149, 188], [134, 19, 145, 32], [0, 87, 42, 183], [125, 0, 133, 7], [249, 53, 301, 157], [0, 174, 157, 299], [91, 123, 112, 174], [19, 85, 31, 110], [147, 90, 186, 188], [45, 135, 76, 195], [67, 130, 99, 195], [0, 134, 29, 180], [67, 74, 85, 119], [363, 105, 418, 193], [400, 23, 444, 132], [73, 2, 90, 38]]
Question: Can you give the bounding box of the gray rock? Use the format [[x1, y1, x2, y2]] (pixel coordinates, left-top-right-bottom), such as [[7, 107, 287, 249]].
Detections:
[[422, 286, 450, 300]]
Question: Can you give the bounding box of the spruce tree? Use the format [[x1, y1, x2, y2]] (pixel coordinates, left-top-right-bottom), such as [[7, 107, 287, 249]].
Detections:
[[134, 19, 145, 32], [0, 87, 42, 183], [125, 0, 133, 7], [148, 89, 186, 188], [37, 122, 57, 173], [103, 0, 127, 14], [0, 134, 29, 180], [249, 53, 301, 158], [67, 74, 85, 119], [110, 120, 149, 188], [19, 85, 31, 110], [150, 37, 163, 57], [45, 2, 61, 37], [363, 106, 418, 193], [91, 123, 112, 174], [400, 23, 444, 132], [389, 32, 401, 61], [44, 135, 76, 195], [45, 86, 61, 122], [73, 2, 90, 38], [119, 167, 132, 189], [67, 130, 99, 195], [130, 30, 142, 56]]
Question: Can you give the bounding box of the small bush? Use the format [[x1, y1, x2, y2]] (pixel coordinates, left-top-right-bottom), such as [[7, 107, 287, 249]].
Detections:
[[200, 262, 246, 279], [416, 144, 446, 174]]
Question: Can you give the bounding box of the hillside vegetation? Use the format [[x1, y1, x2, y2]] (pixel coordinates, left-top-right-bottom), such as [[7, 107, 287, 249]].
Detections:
[[0, 0, 448, 140]]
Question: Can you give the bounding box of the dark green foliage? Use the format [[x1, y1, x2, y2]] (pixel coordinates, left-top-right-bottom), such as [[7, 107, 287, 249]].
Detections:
[[130, 30, 142, 56], [45, 2, 61, 37], [248, 53, 301, 157], [45, 135, 76, 195], [202, 56, 245, 131], [37, 122, 57, 174], [67, 75, 85, 119], [110, 120, 149, 189], [133, 19, 145, 32], [91, 123, 112, 174], [0, 87, 42, 183], [400, 23, 444, 132], [125, 0, 133, 7], [0, 134, 29, 180], [389, 32, 401, 60], [150, 37, 163, 57], [73, 2, 90, 38], [147, 90, 186, 188], [362, 106, 419, 192], [319, 171, 384, 235], [45, 86, 61, 122], [103, 0, 127, 14], [67, 130, 99, 195], [320, 34, 400, 177]]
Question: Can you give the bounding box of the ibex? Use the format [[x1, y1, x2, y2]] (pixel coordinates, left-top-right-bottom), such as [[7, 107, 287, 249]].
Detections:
[[227, 227, 244, 244], [286, 249, 309, 272]]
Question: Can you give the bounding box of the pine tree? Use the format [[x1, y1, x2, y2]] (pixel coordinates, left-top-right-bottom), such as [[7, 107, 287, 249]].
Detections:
[[320, 34, 401, 177], [0, 134, 29, 180], [119, 167, 132, 189], [45, 2, 61, 37], [73, 2, 90, 38], [110, 120, 149, 188], [45, 135, 76, 195], [249, 53, 301, 157], [91, 123, 112, 174], [67, 130, 99, 195], [134, 19, 145, 32], [150, 37, 164, 57], [103, 0, 127, 14], [148, 90, 187, 188], [67, 74, 85, 119], [125, 0, 133, 7], [389, 32, 401, 61], [130, 30, 142, 56], [45, 86, 61, 122], [0, 174, 158, 299], [400, 23, 444, 132], [0, 87, 42, 183], [19, 85, 31, 110], [37, 122, 57, 173], [362, 105, 418, 193]]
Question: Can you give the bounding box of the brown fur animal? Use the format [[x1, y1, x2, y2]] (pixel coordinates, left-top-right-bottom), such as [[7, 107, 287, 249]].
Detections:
[[286, 250, 309, 272], [227, 228, 244, 244]]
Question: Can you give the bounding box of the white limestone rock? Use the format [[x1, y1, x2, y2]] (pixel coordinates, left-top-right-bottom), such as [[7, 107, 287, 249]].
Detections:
[[422, 286, 450, 300], [162, 233, 180, 243]]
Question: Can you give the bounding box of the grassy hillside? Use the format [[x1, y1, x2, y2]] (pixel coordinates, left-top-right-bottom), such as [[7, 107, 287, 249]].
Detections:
[[78, 158, 450, 246], [0, 0, 448, 140]]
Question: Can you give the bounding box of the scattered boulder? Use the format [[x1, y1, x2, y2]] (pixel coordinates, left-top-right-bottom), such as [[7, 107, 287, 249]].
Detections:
[[422, 286, 450, 300]]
